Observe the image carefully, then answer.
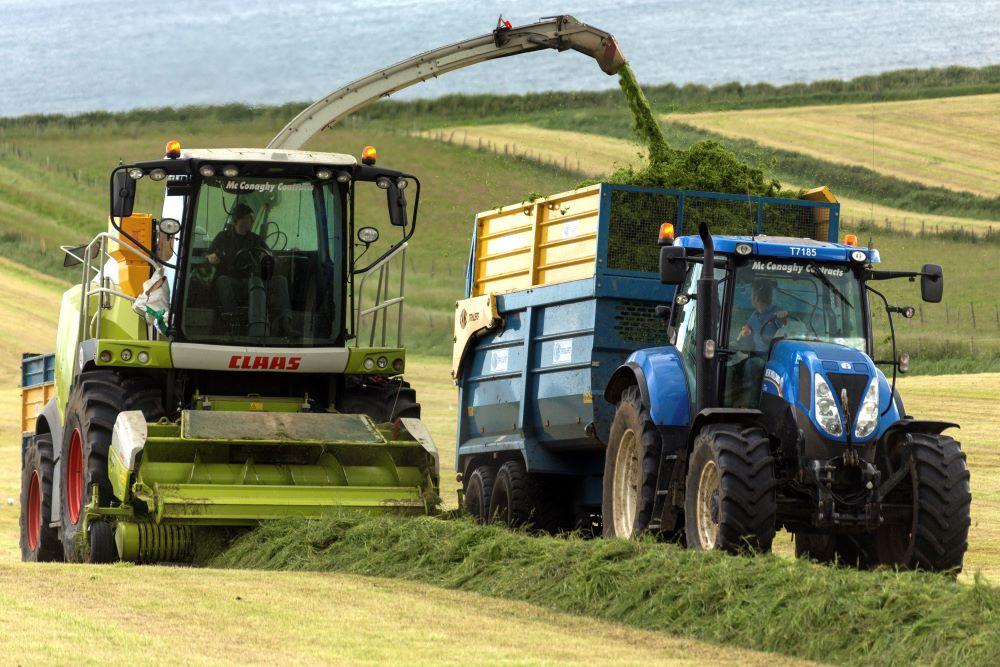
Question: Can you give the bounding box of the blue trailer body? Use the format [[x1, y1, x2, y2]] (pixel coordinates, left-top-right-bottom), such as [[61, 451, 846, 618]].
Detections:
[[20, 352, 56, 453], [455, 183, 840, 500]]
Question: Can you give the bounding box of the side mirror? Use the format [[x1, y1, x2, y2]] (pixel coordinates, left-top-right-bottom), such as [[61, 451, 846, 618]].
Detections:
[[357, 226, 379, 245], [920, 264, 943, 303], [111, 170, 136, 219], [659, 246, 686, 285], [388, 180, 408, 227]]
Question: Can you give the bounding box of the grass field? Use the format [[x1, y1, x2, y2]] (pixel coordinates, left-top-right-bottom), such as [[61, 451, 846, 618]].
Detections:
[[668, 94, 1000, 198]]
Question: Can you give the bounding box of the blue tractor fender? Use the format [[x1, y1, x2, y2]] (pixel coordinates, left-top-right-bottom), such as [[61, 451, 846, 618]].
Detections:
[[604, 346, 692, 427]]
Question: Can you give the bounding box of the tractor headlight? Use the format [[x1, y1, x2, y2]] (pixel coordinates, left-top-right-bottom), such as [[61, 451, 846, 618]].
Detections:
[[854, 378, 880, 439], [814, 373, 843, 436]]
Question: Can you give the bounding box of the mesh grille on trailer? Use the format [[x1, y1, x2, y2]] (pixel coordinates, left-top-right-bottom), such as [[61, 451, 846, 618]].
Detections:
[[613, 300, 668, 346], [683, 196, 759, 236], [607, 190, 678, 273], [761, 201, 828, 240]]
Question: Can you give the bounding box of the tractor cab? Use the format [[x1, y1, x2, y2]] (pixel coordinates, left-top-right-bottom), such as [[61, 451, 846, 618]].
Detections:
[[103, 142, 415, 351]]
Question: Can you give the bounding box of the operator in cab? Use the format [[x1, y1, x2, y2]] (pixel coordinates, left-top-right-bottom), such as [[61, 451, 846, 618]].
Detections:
[[206, 203, 296, 337], [729, 279, 788, 408]]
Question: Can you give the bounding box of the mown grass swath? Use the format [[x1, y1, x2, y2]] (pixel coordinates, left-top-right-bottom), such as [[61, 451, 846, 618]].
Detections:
[[205, 513, 1000, 667]]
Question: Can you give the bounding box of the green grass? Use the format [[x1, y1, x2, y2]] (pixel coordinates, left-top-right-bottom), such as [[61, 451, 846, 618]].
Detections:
[[204, 512, 1000, 667]]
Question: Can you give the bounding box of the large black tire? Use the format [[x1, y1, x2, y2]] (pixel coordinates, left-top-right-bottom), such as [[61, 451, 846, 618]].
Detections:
[[20, 435, 63, 562], [602, 386, 660, 538], [871, 432, 971, 572], [464, 464, 496, 523], [340, 378, 420, 423], [59, 371, 164, 563], [684, 424, 776, 554], [489, 460, 532, 528]]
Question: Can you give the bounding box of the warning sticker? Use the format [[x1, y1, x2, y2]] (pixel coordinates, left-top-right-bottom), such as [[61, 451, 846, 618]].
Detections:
[[562, 220, 579, 239], [553, 339, 573, 364], [491, 348, 509, 373]]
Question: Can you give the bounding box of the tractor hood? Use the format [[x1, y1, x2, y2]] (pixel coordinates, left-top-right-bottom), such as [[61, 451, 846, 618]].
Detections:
[[762, 339, 900, 444]]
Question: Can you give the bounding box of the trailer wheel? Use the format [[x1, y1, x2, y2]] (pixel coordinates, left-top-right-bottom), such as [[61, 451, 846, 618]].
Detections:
[[60, 371, 164, 562], [872, 432, 971, 572], [602, 386, 660, 538], [684, 424, 776, 554], [20, 435, 63, 562], [489, 460, 532, 528], [464, 465, 496, 522]]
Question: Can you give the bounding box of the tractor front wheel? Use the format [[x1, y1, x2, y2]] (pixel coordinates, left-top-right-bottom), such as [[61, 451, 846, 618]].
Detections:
[[684, 424, 776, 554], [602, 386, 660, 539], [20, 435, 63, 562]]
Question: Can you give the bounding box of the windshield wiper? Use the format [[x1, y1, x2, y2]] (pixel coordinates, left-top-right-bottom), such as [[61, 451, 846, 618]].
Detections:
[[807, 261, 853, 309]]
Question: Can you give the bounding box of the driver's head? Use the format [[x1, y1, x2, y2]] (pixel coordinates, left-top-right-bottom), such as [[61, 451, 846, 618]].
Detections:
[[232, 203, 255, 235], [751, 279, 774, 312]]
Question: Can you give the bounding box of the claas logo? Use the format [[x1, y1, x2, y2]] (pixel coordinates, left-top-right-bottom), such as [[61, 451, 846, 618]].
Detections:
[[228, 355, 302, 370]]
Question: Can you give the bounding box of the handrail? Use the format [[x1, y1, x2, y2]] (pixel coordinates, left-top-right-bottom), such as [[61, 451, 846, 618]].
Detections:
[[354, 242, 407, 348]]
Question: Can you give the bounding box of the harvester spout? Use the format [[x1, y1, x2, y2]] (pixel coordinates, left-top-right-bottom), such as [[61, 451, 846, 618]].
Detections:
[[267, 15, 626, 150]]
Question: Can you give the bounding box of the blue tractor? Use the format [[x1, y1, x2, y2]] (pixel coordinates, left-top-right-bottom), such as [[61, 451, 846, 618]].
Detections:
[[603, 224, 971, 570]]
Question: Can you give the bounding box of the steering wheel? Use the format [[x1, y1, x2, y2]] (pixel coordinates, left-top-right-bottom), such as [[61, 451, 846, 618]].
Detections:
[[260, 221, 288, 251], [234, 246, 275, 279], [763, 312, 817, 339]]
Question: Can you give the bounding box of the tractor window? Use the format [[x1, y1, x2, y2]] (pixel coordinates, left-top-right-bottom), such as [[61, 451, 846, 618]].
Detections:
[[178, 175, 345, 346]]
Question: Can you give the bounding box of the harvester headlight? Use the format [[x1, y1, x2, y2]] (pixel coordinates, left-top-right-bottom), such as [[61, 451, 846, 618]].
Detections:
[[363, 358, 375, 370], [149, 169, 167, 181], [222, 165, 239, 178], [396, 178, 408, 190], [137, 351, 150, 364], [120, 349, 133, 362], [128, 167, 144, 180], [199, 165, 216, 178], [336, 171, 351, 183], [158, 218, 181, 235], [316, 168, 333, 180], [377, 356, 388, 369], [99, 350, 112, 363], [854, 377, 880, 439], [851, 250, 867, 263], [813, 373, 843, 436], [392, 358, 404, 372], [735, 243, 753, 256], [376, 177, 392, 190]]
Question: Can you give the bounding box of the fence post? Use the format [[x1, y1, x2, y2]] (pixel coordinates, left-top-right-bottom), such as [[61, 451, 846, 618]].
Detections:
[[970, 302, 976, 329]]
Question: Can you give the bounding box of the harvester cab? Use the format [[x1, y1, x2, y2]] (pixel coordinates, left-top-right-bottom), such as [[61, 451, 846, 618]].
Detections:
[[19, 142, 440, 564], [604, 224, 970, 571]]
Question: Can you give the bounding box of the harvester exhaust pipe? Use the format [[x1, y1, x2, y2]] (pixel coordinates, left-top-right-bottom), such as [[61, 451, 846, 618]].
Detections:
[[695, 223, 717, 414], [268, 15, 625, 150]]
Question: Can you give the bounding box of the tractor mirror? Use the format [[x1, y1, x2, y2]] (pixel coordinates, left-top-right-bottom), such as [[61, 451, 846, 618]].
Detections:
[[111, 170, 136, 219], [920, 264, 943, 303], [659, 246, 686, 285], [388, 180, 408, 227]]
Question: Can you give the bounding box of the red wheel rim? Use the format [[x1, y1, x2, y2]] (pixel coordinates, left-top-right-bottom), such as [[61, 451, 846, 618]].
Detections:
[[67, 428, 84, 525], [27, 471, 41, 551]]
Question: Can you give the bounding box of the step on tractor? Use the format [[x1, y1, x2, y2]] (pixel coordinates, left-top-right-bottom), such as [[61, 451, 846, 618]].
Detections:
[[17, 15, 625, 563], [454, 184, 970, 571]]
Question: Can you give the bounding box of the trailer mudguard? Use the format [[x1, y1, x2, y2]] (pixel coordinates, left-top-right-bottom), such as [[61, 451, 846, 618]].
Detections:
[[605, 346, 691, 427]]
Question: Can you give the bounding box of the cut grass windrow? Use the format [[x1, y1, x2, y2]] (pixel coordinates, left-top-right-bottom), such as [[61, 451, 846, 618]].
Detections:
[[206, 513, 1000, 667]]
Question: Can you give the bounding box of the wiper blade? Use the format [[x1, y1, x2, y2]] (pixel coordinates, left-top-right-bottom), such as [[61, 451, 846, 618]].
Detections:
[[807, 261, 853, 309]]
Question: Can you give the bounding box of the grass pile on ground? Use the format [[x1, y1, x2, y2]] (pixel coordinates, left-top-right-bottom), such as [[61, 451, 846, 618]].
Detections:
[[606, 65, 783, 197], [205, 513, 1000, 666]]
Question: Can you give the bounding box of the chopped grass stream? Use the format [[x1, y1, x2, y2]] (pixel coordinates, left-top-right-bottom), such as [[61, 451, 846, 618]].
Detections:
[[205, 513, 1000, 666]]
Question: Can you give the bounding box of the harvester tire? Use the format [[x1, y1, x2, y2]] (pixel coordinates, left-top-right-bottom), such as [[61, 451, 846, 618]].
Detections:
[[684, 424, 776, 554], [465, 465, 496, 523], [490, 460, 532, 528], [341, 378, 420, 423], [602, 385, 660, 539], [59, 371, 164, 562], [872, 432, 971, 572], [20, 436, 63, 562]]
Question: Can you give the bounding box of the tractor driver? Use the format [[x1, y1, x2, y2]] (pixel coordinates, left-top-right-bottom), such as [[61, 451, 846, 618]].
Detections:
[[729, 279, 788, 407], [206, 203, 296, 336]]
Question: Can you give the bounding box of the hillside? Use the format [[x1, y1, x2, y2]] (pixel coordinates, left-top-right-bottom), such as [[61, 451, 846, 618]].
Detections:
[[668, 93, 1000, 197]]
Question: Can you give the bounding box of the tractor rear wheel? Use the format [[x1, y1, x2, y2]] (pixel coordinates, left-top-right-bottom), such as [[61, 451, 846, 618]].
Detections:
[[602, 386, 660, 538], [20, 435, 63, 562], [872, 432, 971, 572], [684, 424, 776, 554], [59, 371, 164, 563], [464, 464, 496, 523], [489, 460, 532, 528]]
